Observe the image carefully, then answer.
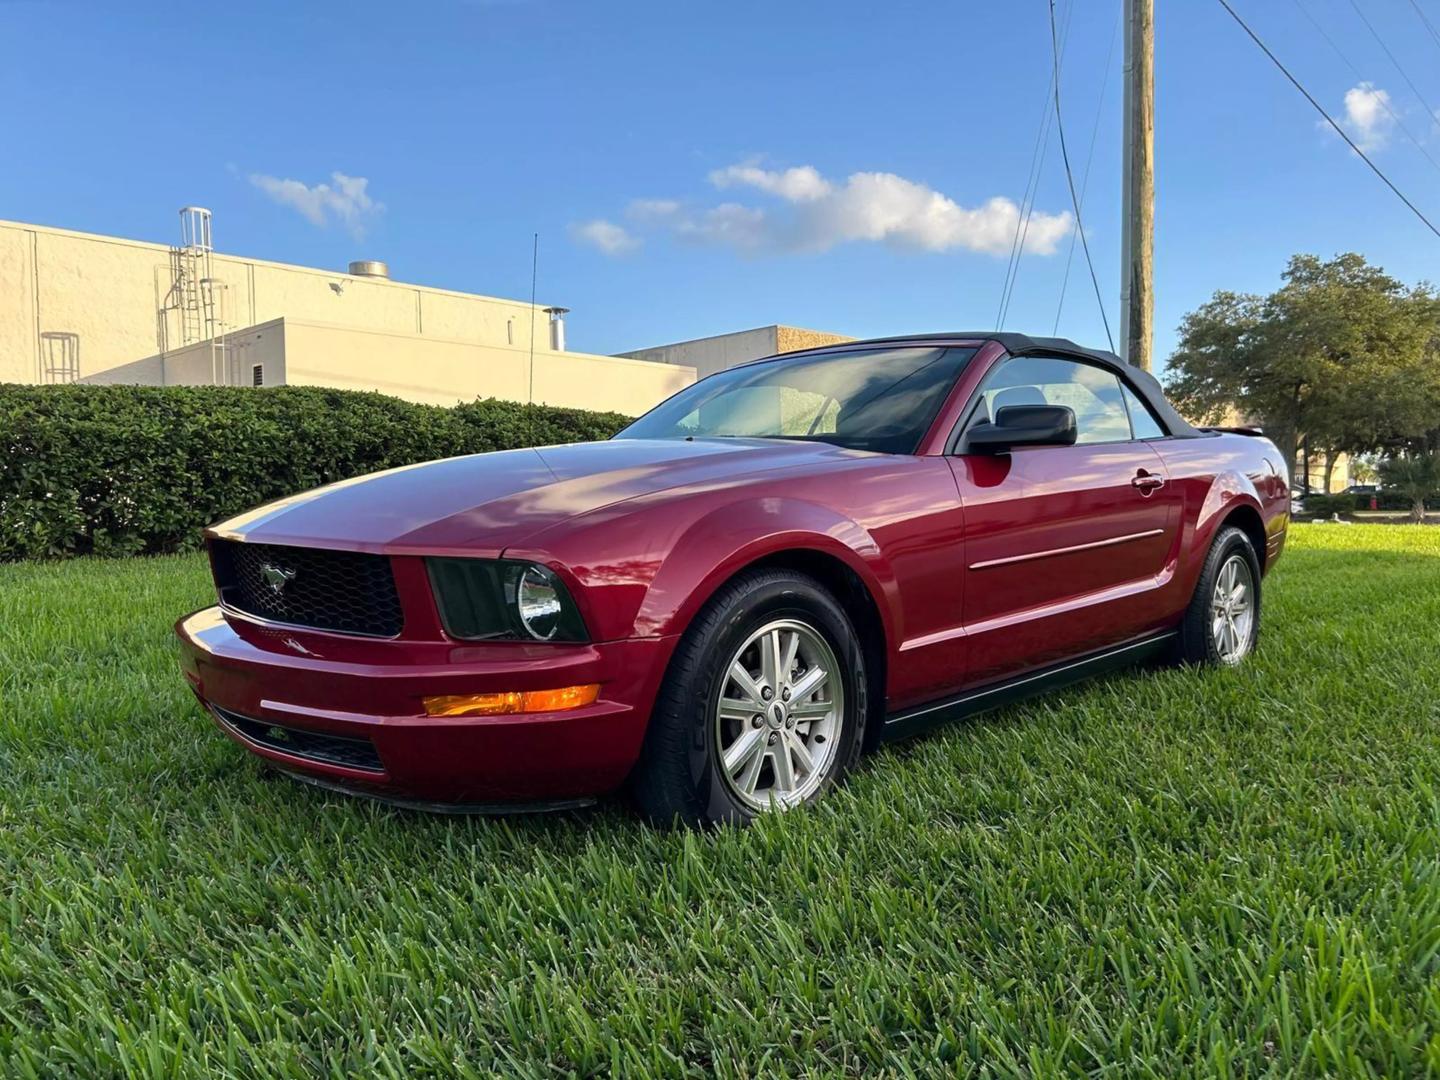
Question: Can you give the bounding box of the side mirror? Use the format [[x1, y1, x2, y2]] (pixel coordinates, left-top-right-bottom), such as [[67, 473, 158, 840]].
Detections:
[[966, 404, 1077, 453]]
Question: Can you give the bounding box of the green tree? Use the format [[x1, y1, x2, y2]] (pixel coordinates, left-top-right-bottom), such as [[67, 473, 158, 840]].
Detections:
[[1379, 452, 1440, 523], [1165, 254, 1440, 484], [1349, 454, 1379, 485]]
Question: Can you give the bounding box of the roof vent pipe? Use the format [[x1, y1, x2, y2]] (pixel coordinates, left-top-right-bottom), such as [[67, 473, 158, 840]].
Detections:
[[348, 259, 389, 279], [544, 307, 569, 352]]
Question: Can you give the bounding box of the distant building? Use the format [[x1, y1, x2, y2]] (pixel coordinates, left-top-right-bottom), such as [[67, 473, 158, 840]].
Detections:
[[1, 211, 692, 415], [617, 325, 854, 380], [1295, 446, 1354, 495]]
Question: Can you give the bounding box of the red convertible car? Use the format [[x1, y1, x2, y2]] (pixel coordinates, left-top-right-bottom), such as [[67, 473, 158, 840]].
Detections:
[[177, 333, 1288, 825]]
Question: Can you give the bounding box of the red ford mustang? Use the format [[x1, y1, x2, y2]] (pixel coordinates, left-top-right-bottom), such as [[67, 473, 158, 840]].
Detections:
[[177, 333, 1288, 825]]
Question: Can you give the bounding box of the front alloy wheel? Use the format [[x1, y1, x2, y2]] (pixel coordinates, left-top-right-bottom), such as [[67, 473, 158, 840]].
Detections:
[[629, 568, 868, 827], [714, 618, 844, 811]]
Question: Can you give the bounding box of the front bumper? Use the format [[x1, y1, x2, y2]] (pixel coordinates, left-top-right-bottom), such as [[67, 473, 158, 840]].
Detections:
[[176, 606, 675, 807]]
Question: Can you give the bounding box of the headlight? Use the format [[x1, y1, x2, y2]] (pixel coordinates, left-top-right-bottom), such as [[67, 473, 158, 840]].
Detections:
[[427, 558, 588, 642], [517, 565, 565, 640]]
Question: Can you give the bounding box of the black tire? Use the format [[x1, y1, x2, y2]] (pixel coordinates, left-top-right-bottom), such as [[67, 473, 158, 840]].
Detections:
[[628, 568, 869, 828], [1170, 525, 1262, 667]]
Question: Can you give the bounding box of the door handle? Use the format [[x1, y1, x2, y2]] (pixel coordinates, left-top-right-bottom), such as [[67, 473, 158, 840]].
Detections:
[[1132, 471, 1166, 493]]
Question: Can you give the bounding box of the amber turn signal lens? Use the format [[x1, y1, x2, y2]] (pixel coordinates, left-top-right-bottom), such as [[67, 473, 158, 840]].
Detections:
[[422, 684, 600, 718]]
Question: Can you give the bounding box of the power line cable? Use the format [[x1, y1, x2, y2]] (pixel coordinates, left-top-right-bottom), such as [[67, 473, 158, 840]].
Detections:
[[996, 23, 1063, 331], [1047, 0, 1114, 351], [1004, 0, 1081, 330], [1405, 0, 1440, 56], [996, 1, 1073, 330], [1291, 0, 1440, 179], [1344, 0, 1440, 130], [998, 122, 1054, 330], [996, 102, 1055, 329], [1055, 11, 1121, 335], [995, 103, 1050, 329], [1215, 0, 1440, 241]]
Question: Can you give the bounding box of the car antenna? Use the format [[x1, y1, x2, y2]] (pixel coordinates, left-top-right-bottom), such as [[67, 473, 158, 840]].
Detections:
[[527, 232, 539, 404]]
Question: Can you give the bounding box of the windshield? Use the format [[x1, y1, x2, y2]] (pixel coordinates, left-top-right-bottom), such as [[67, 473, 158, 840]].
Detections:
[[616, 346, 976, 454]]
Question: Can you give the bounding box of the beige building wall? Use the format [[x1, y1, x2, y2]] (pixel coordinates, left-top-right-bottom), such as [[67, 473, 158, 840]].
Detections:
[[85, 318, 694, 416], [0, 226, 38, 383], [618, 324, 853, 380], [283, 320, 690, 414], [775, 325, 855, 354], [1, 218, 571, 384], [76, 353, 166, 386], [1296, 451, 1353, 494], [79, 321, 288, 388]]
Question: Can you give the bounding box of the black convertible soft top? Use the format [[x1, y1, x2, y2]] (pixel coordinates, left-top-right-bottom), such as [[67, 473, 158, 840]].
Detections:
[[780, 331, 1205, 440]]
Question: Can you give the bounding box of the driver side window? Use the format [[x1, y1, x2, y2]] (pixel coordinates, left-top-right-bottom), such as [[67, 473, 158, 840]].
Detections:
[[968, 355, 1132, 445]]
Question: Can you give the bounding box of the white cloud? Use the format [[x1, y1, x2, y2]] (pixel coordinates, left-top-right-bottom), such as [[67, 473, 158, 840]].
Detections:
[[1339, 82, 1393, 151], [607, 162, 1071, 257], [673, 203, 772, 251], [248, 171, 382, 237], [626, 198, 681, 220], [803, 173, 1069, 255], [569, 218, 640, 255], [709, 163, 833, 202]]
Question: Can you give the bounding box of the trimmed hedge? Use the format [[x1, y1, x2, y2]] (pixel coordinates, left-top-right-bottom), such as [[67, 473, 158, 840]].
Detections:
[[1298, 493, 1359, 518], [1298, 491, 1439, 517], [0, 385, 630, 560]]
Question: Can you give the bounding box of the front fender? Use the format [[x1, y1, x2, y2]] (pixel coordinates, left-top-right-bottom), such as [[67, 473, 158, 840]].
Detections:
[[633, 497, 899, 642], [505, 495, 898, 647]]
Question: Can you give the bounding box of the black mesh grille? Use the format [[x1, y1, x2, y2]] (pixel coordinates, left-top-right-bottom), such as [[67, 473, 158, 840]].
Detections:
[[213, 706, 384, 772], [210, 540, 403, 637]]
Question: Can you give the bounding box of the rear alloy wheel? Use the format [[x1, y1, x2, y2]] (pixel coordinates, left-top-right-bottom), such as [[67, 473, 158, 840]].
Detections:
[[1209, 553, 1256, 664], [629, 569, 868, 827], [1171, 525, 1262, 667]]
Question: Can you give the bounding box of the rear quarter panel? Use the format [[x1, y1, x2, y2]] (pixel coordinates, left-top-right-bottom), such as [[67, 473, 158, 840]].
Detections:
[[1152, 432, 1289, 609]]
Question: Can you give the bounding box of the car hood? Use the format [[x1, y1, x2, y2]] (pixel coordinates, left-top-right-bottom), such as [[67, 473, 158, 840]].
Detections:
[[208, 438, 869, 555]]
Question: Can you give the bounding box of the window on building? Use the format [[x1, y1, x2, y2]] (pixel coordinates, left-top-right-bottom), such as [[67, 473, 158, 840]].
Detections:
[[252, 364, 265, 387]]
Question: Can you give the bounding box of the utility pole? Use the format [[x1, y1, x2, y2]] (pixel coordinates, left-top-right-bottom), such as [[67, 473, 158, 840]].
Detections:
[[1120, 0, 1154, 370]]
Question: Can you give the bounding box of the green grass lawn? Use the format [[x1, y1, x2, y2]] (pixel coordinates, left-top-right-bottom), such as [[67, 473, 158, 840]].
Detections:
[[3, 524, 1440, 1077]]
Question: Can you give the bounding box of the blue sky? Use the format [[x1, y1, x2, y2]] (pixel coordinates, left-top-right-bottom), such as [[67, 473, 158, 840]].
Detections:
[[3, 0, 1439, 373]]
